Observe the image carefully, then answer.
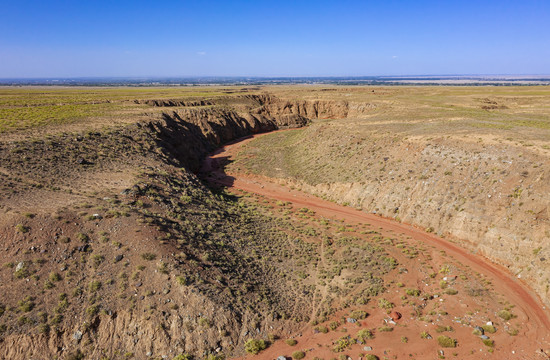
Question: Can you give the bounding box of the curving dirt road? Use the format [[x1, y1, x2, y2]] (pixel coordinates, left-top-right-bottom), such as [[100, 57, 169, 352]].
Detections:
[[201, 131, 550, 355]]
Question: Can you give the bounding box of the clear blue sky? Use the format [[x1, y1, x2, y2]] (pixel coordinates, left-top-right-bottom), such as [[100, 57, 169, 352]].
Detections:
[[1, 0, 549, 77]]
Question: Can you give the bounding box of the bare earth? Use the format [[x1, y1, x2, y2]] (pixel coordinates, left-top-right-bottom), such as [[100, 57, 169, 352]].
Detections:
[[202, 131, 550, 360]]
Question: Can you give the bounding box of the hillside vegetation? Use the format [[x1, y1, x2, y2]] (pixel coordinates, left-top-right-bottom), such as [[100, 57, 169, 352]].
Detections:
[[233, 86, 550, 307]]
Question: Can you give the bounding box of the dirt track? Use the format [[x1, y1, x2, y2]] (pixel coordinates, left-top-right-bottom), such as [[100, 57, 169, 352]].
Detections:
[[201, 131, 550, 355]]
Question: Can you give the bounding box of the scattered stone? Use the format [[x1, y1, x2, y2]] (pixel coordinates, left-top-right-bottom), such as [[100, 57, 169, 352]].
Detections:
[[347, 317, 357, 323], [146, 352, 152, 357], [277, 356, 286, 360], [481, 335, 489, 340], [114, 254, 123, 262], [438, 350, 444, 356], [474, 326, 484, 334], [486, 321, 493, 326], [15, 261, 25, 272], [363, 346, 372, 351], [73, 331, 82, 341]]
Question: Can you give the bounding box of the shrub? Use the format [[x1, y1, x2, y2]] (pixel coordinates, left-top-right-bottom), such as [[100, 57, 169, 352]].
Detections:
[[437, 335, 457, 348], [329, 321, 339, 331], [198, 317, 211, 327], [89, 280, 102, 292], [292, 351, 305, 360], [378, 298, 394, 309], [172, 355, 192, 360], [378, 326, 393, 332], [435, 325, 453, 333], [497, 309, 514, 321], [18, 296, 35, 312], [405, 288, 421, 296], [482, 339, 494, 347], [15, 224, 29, 233], [314, 325, 329, 333], [482, 324, 497, 334], [286, 339, 298, 346], [365, 356, 379, 360], [444, 288, 458, 295], [49, 272, 62, 282], [141, 253, 156, 261], [349, 309, 368, 319], [333, 336, 354, 352], [244, 339, 267, 355], [357, 329, 374, 341], [176, 276, 187, 285], [420, 331, 431, 339]]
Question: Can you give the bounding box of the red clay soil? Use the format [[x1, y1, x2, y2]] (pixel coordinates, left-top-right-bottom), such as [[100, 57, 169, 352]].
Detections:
[[201, 132, 550, 359]]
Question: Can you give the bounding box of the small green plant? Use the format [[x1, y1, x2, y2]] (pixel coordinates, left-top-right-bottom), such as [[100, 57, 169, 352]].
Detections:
[[437, 335, 457, 348], [378, 325, 393, 332], [349, 309, 368, 319], [49, 272, 62, 282], [497, 309, 515, 321], [18, 296, 35, 312], [314, 325, 329, 333], [292, 351, 305, 360], [405, 288, 421, 296], [420, 331, 431, 339], [482, 324, 497, 334], [378, 298, 394, 309], [357, 329, 374, 341], [89, 280, 102, 293], [244, 339, 267, 354], [141, 252, 156, 261], [482, 339, 494, 347], [365, 355, 379, 360], [286, 339, 298, 346], [401, 336, 408, 343], [444, 288, 458, 295], [176, 275, 187, 285], [15, 224, 29, 233], [172, 355, 192, 360], [198, 317, 211, 327]]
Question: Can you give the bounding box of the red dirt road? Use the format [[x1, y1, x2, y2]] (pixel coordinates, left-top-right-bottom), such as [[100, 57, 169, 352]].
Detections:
[[201, 131, 550, 358]]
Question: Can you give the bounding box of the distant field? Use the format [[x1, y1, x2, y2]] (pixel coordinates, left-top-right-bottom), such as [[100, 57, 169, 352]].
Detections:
[[0, 86, 251, 133]]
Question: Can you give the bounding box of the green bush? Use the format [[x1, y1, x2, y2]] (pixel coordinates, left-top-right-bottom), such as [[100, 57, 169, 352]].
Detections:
[[497, 309, 514, 321], [357, 329, 374, 341], [141, 252, 156, 261], [244, 339, 267, 354], [437, 335, 457, 348], [365, 356, 379, 360], [405, 288, 421, 296], [172, 355, 192, 360], [286, 339, 298, 346], [292, 351, 305, 360], [482, 339, 495, 347], [482, 324, 497, 334]]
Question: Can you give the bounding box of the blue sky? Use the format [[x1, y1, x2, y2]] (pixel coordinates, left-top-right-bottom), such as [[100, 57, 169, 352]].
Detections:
[[0, 0, 549, 77]]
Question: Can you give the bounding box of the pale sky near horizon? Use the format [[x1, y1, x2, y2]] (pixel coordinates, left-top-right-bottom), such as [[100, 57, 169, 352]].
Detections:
[[0, 0, 549, 78]]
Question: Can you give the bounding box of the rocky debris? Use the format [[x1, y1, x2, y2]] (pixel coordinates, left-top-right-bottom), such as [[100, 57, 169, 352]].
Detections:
[[277, 356, 287, 360], [481, 335, 489, 340], [73, 331, 82, 341], [346, 317, 357, 323], [114, 254, 123, 262], [363, 346, 372, 351]]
